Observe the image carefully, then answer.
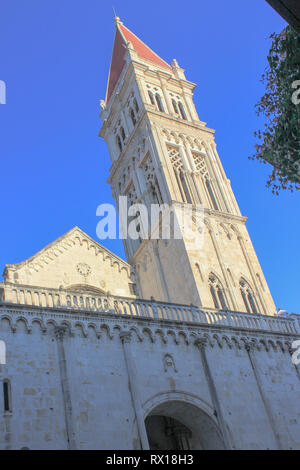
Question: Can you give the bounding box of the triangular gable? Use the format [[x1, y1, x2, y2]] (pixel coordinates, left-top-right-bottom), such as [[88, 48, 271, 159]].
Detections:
[[2, 227, 135, 298]]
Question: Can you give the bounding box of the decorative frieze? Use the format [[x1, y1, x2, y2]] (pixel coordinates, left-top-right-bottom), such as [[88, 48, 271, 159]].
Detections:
[[0, 302, 298, 355]]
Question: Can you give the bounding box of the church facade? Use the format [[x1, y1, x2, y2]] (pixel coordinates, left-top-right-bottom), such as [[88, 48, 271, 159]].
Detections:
[[0, 18, 299, 450]]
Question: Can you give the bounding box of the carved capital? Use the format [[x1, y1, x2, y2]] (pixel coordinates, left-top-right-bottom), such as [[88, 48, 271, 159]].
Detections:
[[55, 326, 67, 341], [194, 337, 208, 350], [120, 331, 132, 344], [244, 341, 255, 353]]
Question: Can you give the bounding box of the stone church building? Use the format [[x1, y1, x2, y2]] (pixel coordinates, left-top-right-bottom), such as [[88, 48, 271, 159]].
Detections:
[[0, 18, 299, 450]]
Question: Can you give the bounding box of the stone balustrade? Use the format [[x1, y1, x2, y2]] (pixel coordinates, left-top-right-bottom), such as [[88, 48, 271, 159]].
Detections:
[[0, 282, 298, 335]]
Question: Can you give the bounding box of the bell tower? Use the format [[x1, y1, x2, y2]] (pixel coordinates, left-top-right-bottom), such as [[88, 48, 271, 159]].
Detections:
[[99, 17, 276, 315]]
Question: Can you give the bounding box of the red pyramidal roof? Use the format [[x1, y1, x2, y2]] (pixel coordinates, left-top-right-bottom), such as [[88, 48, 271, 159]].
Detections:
[[106, 18, 171, 103]]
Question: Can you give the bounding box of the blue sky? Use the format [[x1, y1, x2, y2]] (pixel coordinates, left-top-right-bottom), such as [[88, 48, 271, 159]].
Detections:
[[0, 0, 298, 313]]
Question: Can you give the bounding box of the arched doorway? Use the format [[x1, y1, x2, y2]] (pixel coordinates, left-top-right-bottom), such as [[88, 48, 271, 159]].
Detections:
[[145, 415, 193, 450], [144, 400, 225, 450]]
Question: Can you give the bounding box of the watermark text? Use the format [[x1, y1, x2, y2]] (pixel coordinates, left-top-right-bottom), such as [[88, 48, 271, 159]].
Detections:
[[96, 198, 204, 250], [291, 80, 300, 105]]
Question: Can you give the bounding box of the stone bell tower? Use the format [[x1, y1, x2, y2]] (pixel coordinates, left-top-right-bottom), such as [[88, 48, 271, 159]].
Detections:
[[99, 17, 276, 315]]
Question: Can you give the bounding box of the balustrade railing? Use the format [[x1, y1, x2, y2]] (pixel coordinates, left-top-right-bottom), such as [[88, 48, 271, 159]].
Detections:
[[0, 282, 299, 335]]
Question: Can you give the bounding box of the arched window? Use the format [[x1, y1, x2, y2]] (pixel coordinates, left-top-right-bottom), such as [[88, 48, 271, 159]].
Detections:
[[217, 289, 227, 310], [116, 135, 122, 153], [173, 169, 185, 203], [241, 289, 250, 313], [149, 183, 159, 204], [205, 178, 219, 210], [129, 283, 137, 296], [172, 99, 179, 115], [209, 274, 227, 310], [3, 380, 11, 412], [248, 291, 258, 314], [130, 108, 136, 126], [148, 91, 155, 105], [167, 146, 192, 204], [239, 279, 258, 314], [155, 93, 164, 112], [178, 101, 187, 120], [120, 126, 126, 142], [134, 98, 139, 113], [210, 283, 219, 309], [154, 176, 163, 204]]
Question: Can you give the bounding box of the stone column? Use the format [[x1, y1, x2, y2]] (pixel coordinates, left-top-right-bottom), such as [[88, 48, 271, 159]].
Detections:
[[120, 331, 150, 450], [158, 76, 173, 115], [55, 326, 76, 450], [195, 338, 232, 450], [245, 342, 282, 449]]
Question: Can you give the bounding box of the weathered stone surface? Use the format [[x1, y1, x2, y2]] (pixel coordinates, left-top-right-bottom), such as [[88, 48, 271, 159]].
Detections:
[[0, 302, 299, 450]]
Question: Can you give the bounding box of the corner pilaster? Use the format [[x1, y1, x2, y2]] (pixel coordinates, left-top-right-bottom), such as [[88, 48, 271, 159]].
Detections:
[[195, 337, 232, 449], [245, 341, 282, 449], [55, 326, 76, 450]]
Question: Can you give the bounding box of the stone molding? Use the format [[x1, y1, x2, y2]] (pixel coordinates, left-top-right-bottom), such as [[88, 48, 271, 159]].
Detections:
[[0, 305, 298, 355]]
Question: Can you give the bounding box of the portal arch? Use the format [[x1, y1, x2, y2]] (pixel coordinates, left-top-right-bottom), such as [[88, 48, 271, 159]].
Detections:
[[143, 392, 225, 450]]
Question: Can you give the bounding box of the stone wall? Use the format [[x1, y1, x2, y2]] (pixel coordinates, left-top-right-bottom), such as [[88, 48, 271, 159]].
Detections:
[[0, 304, 299, 450]]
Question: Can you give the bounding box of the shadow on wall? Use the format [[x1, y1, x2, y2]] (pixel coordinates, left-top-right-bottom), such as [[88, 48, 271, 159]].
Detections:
[[145, 400, 225, 450]]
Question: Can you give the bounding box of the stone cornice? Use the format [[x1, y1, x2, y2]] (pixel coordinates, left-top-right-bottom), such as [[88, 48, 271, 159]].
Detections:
[[2, 282, 298, 339], [0, 302, 299, 352], [147, 109, 214, 135], [203, 209, 247, 224]]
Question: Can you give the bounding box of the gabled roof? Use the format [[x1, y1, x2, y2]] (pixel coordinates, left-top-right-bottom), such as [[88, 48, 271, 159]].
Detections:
[[105, 17, 171, 104], [3, 226, 129, 272], [2, 226, 134, 297]]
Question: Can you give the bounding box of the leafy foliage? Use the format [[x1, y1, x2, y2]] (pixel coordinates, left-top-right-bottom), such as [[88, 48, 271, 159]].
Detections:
[[251, 26, 300, 194]]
